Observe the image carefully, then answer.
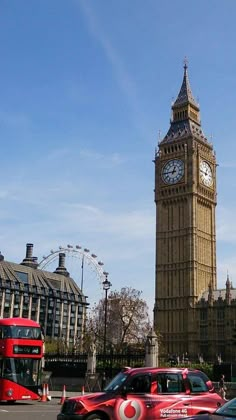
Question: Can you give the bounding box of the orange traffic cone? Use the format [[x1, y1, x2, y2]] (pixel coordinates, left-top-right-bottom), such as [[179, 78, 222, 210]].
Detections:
[[59, 385, 66, 405], [40, 383, 47, 402], [46, 383, 51, 401], [81, 385, 85, 395]]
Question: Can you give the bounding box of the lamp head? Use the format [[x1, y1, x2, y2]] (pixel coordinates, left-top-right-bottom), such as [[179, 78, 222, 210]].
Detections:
[[103, 274, 112, 291]]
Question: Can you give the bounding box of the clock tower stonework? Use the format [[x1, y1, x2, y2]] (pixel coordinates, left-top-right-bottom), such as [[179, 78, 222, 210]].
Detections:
[[153, 64, 217, 358]]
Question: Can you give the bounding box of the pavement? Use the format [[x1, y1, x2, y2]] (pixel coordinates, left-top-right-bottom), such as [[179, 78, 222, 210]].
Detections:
[[48, 389, 92, 400]]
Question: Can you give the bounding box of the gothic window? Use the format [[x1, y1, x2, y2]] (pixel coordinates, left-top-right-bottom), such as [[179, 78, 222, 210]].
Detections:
[[218, 325, 224, 337], [217, 310, 225, 321], [200, 310, 207, 321], [200, 325, 208, 339]]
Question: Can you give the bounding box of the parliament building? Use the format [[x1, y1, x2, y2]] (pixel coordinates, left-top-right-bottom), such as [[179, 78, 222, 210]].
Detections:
[[153, 63, 236, 363]]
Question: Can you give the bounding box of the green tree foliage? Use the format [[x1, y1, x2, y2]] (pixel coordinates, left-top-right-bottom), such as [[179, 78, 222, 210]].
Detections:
[[165, 362, 213, 379], [44, 337, 59, 354], [84, 287, 151, 353], [44, 337, 74, 354]]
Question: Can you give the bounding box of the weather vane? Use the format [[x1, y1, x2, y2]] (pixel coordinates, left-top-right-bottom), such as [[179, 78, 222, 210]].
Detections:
[[183, 56, 188, 69]]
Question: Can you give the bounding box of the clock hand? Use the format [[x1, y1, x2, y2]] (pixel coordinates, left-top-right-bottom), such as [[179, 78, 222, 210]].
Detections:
[[164, 167, 177, 175]]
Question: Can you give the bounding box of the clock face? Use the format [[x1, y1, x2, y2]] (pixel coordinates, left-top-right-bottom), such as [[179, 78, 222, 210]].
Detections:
[[161, 159, 184, 184], [199, 160, 213, 187]]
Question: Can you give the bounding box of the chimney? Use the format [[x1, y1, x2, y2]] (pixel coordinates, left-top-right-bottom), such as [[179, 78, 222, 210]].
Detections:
[[26, 243, 33, 259], [21, 243, 38, 269], [0, 252, 4, 261], [54, 252, 70, 277]]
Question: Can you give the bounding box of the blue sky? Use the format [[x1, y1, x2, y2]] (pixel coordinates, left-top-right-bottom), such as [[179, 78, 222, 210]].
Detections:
[[1, 0, 236, 319]]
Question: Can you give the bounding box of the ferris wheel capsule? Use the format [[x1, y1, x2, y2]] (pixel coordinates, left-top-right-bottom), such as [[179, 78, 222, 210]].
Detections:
[[37, 244, 108, 310]]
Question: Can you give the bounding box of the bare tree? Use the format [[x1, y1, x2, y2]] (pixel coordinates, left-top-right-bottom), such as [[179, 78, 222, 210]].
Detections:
[[85, 287, 151, 353]]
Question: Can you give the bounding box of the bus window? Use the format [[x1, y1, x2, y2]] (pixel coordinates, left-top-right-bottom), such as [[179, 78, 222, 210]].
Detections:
[[10, 326, 42, 339], [2, 359, 16, 380], [3, 327, 11, 338], [2, 358, 41, 386]]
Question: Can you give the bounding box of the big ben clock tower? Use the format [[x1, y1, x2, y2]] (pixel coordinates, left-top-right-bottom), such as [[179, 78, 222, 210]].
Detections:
[[153, 63, 217, 358]]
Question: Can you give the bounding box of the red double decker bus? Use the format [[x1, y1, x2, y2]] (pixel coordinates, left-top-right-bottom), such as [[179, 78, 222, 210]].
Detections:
[[0, 317, 44, 402]]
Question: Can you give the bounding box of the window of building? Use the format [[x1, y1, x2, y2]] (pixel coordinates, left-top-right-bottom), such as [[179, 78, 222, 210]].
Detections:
[[200, 310, 207, 321], [217, 310, 225, 321], [48, 279, 60, 289], [15, 271, 28, 284]]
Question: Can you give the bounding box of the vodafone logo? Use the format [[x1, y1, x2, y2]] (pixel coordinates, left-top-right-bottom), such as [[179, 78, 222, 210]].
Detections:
[[117, 399, 142, 420]]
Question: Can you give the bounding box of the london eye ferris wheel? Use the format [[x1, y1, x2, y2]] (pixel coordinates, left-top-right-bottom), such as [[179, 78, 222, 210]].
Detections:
[[38, 244, 108, 311]]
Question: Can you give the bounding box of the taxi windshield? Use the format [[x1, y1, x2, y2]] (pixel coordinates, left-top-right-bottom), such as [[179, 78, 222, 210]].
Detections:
[[215, 398, 236, 417], [104, 371, 128, 392]]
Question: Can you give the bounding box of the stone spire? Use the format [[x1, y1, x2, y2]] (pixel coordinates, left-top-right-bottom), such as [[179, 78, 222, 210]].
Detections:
[[161, 60, 206, 144], [208, 282, 214, 306], [173, 59, 199, 109], [226, 271, 230, 288], [226, 272, 231, 304]]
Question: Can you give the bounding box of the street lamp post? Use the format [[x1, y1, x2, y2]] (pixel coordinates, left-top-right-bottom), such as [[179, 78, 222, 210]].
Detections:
[[103, 273, 112, 358]]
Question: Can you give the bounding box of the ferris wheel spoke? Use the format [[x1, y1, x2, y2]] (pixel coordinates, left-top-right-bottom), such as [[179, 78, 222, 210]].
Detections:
[[38, 245, 107, 310]]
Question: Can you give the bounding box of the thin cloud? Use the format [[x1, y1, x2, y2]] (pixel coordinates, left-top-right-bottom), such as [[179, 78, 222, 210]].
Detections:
[[0, 110, 31, 128], [79, 149, 125, 166], [77, 0, 148, 138], [65, 203, 101, 215], [59, 203, 155, 239], [29, 145, 126, 168], [45, 147, 72, 162], [78, 1, 136, 98], [217, 206, 236, 243], [0, 190, 12, 199]]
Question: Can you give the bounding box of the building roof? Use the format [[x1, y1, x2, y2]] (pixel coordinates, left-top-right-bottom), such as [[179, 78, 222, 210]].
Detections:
[[173, 62, 199, 109], [160, 62, 209, 145], [161, 119, 208, 144], [0, 258, 86, 303], [200, 288, 236, 301]]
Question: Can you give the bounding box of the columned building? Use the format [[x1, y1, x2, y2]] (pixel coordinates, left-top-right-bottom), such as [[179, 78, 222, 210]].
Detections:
[[0, 243, 87, 349]]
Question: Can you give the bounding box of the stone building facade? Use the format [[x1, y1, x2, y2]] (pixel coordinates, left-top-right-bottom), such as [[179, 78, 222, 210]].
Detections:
[[196, 276, 236, 362], [154, 63, 236, 363], [0, 243, 87, 349]]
